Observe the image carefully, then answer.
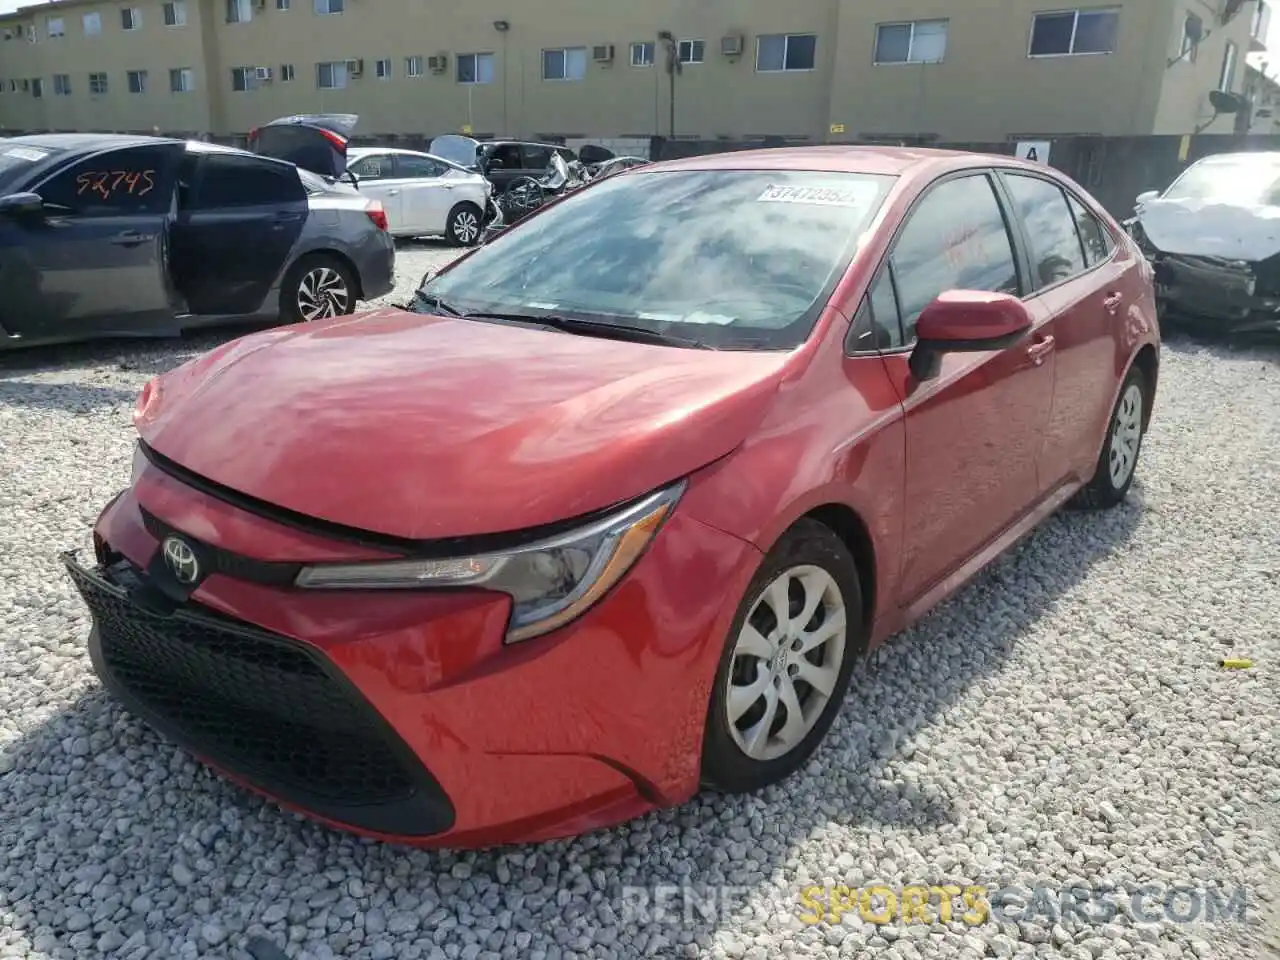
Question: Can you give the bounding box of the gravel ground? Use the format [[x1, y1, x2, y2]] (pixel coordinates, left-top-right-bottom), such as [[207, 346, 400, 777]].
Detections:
[[1, 243, 1278, 960]]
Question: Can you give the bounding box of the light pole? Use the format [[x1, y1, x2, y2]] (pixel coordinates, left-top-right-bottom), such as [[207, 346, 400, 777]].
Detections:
[[658, 31, 680, 139], [494, 19, 510, 135]]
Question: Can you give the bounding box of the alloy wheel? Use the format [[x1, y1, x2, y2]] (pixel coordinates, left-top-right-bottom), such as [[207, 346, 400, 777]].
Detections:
[[296, 267, 350, 321], [725, 564, 847, 763], [452, 209, 480, 243], [1108, 382, 1143, 488]]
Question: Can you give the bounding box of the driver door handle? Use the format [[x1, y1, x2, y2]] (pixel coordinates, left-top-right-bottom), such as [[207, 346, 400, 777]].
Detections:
[[110, 230, 154, 246], [1103, 292, 1124, 314], [385, 189, 400, 196], [1026, 335, 1056, 366]]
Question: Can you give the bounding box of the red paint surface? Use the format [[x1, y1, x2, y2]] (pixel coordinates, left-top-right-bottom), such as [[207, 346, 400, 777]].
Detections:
[[93, 146, 1159, 848]]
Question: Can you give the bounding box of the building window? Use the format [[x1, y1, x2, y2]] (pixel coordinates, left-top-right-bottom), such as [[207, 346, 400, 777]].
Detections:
[[226, 0, 251, 24], [755, 33, 817, 72], [121, 8, 141, 30], [53, 73, 71, 94], [280, 63, 295, 81], [82, 12, 101, 35], [31, 77, 43, 98], [1181, 13, 1202, 62], [678, 39, 705, 63], [874, 20, 948, 64], [88, 72, 108, 94], [231, 66, 254, 90], [46, 16, 64, 38], [313, 0, 342, 14], [170, 67, 194, 92], [374, 58, 391, 79], [457, 52, 494, 84], [406, 55, 424, 77], [630, 41, 654, 66], [317, 60, 348, 89], [1028, 8, 1120, 57], [127, 69, 147, 93], [163, 2, 186, 26], [277, 0, 290, 8], [1220, 40, 1238, 91], [543, 46, 587, 81]]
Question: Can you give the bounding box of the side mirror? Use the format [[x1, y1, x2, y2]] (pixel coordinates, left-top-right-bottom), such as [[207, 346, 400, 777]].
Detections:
[[0, 191, 44, 218], [1135, 189, 1159, 208], [909, 290, 1033, 382]]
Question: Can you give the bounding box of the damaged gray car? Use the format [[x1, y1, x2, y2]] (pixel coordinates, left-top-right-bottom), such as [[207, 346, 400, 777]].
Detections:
[[1126, 151, 1280, 341]]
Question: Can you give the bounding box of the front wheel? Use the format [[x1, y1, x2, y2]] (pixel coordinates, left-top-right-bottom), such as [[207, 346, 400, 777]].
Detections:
[[280, 254, 357, 324], [445, 202, 484, 247], [701, 519, 865, 794], [1071, 365, 1148, 509]]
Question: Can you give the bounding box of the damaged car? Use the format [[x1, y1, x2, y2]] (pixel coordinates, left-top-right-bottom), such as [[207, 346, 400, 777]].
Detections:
[[1127, 151, 1280, 340]]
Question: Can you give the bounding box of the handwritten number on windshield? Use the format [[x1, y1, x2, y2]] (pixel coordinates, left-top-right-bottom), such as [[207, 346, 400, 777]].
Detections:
[[74, 169, 156, 200]]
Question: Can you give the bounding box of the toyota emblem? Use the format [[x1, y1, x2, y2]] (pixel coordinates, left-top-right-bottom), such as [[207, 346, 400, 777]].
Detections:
[[161, 535, 201, 585]]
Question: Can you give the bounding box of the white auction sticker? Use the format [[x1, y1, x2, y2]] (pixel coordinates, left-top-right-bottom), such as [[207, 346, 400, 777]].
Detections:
[[756, 183, 877, 208], [2, 146, 49, 162]]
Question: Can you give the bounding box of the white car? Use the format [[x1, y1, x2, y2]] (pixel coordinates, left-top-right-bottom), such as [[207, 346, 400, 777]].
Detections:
[[346, 147, 491, 245]]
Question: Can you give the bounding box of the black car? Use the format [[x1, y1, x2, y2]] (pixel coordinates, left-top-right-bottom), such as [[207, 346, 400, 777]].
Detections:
[[427, 135, 578, 192], [0, 120, 395, 351]]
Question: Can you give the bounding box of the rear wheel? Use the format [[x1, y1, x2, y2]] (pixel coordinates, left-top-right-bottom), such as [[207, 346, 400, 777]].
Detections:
[[701, 519, 865, 794], [1071, 365, 1148, 509], [280, 254, 357, 323], [445, 202, 483, 246]]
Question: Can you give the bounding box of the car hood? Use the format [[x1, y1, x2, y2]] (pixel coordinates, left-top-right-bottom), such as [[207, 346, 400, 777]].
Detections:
[[136, 308, 794, 541], [1138, 197, 1280, 261]]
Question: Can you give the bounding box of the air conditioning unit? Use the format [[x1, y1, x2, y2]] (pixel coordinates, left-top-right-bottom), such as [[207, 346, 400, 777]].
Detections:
[[427, 53, 448, 73], [346, 58, 363, 77], [254, 66, 273, 81], [721, 33, 744, 57], [592, 44, 614, 62]]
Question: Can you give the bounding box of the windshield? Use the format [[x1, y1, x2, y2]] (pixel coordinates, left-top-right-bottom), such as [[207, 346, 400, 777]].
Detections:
[[0, 143, 60, 192], [1162, 155, 1280, 206], [415, 168, 895, 350]]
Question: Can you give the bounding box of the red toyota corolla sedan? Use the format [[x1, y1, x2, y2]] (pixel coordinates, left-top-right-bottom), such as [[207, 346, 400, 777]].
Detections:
[[65, 147, 1159, 848]]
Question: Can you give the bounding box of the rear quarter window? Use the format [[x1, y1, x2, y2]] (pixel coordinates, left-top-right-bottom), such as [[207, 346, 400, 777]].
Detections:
[[194, 154, 305, 208]]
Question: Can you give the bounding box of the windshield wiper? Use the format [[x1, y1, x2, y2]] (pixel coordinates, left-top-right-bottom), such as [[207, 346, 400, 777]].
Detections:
[[463, 312, 713, 349], [411, 291, 465, 317]]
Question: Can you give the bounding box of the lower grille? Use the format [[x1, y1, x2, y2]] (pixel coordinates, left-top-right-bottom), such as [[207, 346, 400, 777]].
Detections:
[[65, 554, 454, 837]]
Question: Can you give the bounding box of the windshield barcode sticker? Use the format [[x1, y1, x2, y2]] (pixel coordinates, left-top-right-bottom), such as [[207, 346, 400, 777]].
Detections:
[[3, 147, 49, 162], [757, 184, 874, 207]]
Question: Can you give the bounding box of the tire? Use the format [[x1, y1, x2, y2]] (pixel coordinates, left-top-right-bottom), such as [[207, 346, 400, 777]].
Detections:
[[701, 519, 866, 794], [445, 202, 484, 247], [1071, 365, 1148, 510], [280, 254, 357, 324]]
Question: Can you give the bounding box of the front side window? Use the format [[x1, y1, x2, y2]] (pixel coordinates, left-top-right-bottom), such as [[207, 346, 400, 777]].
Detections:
[[396, 154, 446, 178], [193, 155, 304, 208], [891, 174, 1020, 342], [543, 47, 586, 81], [1002, 173, 1087, 289], [417, 169, 896, 351], [1029, 8, 1119, 56], [348, 154, 390, 180], [35, 146, 175, 216], [874, 20, 948, 64], [756, 33, 817, 72]]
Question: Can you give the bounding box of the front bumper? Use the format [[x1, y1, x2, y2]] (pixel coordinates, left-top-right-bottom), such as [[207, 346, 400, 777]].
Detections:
[[1150, 252, 1280, 338], [68, 465, 762, 847]]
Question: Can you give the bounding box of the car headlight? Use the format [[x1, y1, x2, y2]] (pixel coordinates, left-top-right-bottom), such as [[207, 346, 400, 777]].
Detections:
[[293, 482, 684, 642]]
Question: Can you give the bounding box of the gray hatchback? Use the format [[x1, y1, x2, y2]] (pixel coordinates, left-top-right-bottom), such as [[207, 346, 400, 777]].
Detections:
[[0, 128, 395, 350]]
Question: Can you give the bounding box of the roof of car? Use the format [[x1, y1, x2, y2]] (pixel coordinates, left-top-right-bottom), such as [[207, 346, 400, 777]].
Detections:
[[3, 132, 183, 152], [648, 145, 1043, 178]]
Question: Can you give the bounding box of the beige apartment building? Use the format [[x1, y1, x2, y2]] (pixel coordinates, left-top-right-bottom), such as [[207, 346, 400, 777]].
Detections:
[[0, 0, 1270, 143]]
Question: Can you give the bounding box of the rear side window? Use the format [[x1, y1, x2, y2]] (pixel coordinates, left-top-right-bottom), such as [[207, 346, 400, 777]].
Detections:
[[521, 145, 552, 168], [193, 154, 305, 209], [488, 144, 521, 168], [1002, 173, 1087, 288], [891, 173, 1020, 342], [35, 145, 176, 216], [1066, 192, 1112, 267]]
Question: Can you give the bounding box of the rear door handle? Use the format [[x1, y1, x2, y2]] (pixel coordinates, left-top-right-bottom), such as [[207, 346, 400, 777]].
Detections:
[[385, 189, 400, 196], [273, 211, 303, 222], [110, 230, 153, 246], [1103, 292, 1124, 314], [1026, 335, 1056, 366]]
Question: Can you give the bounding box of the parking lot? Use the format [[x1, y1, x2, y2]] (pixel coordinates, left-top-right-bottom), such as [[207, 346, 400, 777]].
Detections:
[[0, 240, 1278, 960]]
